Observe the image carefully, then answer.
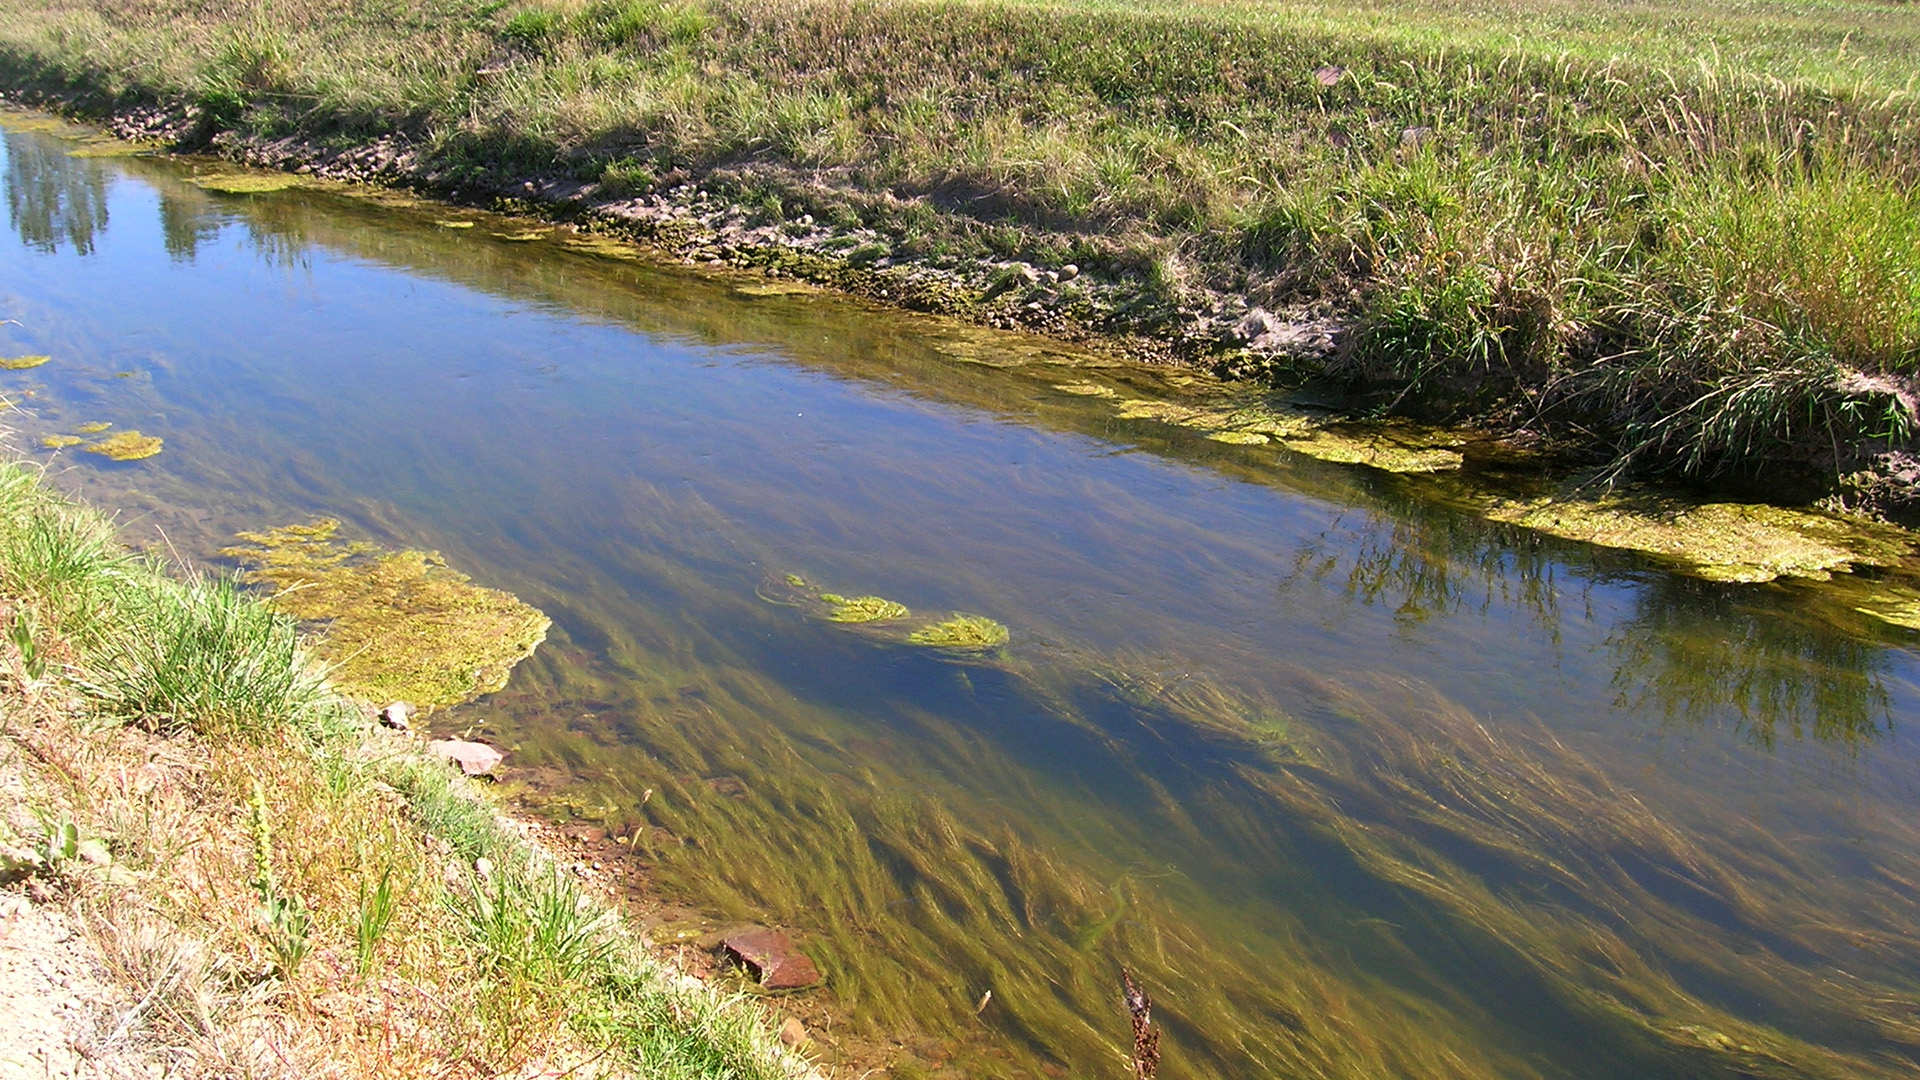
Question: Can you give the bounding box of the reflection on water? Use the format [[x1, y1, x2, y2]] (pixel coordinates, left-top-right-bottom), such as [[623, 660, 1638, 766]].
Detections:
[[3, 131, 108, 255], [4, 114, 1919, 1080], [1608, 577, 1896, 748]]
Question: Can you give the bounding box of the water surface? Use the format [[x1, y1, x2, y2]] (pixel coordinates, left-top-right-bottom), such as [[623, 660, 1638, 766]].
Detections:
[[4, 115, 1919, 1080]]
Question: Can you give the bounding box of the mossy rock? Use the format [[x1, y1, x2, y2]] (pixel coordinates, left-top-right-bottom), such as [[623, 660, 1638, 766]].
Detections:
[[193, 173, 305, 194], [223, 520, 551, 706], [1484, 493, 1912, 583], [84, 431, 163, 461], [0, 355, 51, 370], [908, 614, 1009, 651]]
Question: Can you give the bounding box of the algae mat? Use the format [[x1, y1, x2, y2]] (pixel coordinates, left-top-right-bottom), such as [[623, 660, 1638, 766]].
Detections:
[[224, 520, 550, 706], [1484, 492, 1913, 583]]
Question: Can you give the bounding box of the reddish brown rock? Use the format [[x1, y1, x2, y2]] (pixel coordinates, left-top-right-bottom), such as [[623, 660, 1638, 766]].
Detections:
[[721, 928, 821, 989], [427, 738, 504, 777]]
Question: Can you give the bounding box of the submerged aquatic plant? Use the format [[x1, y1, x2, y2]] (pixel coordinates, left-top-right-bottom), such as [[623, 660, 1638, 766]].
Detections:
[[819, 593, 910, 622], [84, 430, 163, 460], [223, 520, 551, 706], [908, 614, 1009, 650], [193, 173, 303, 194], [72, 421, 111, 434], [1053, 382, 1117, 398], [39, 434, 81, 448], [0, 355, 50, 370]]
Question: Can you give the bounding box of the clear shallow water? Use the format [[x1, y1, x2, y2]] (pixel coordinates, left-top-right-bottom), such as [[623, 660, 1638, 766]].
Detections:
[[4, 116, 1920, 1080]]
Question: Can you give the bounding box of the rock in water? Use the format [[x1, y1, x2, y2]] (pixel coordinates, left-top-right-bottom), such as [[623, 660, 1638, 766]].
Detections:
[[428, 738, 504, 777], [721, 928, 822, 989]]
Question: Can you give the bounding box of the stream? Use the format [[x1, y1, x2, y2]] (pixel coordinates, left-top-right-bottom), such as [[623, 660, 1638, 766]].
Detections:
[[3, 113, 1919, 1080]]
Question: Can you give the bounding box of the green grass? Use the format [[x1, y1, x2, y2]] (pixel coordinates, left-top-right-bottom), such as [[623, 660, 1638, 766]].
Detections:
[[0, 0, 1916, 482]]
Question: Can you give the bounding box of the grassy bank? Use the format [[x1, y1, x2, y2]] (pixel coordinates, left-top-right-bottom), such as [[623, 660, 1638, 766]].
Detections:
[[1, 0, 1918, 494], [0, 457, 800, 1079]]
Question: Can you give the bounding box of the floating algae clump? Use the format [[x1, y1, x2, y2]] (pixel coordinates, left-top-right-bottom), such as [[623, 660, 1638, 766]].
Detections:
[[39, 434, 82, 448], [1484, 493, 1911, 583], [819, 593, 911, 623], [73, 421, 111, 434], [1277, 428, 1464, 473], [908, 614, 1009, 650], [0, 355, 50, 370], [1109, 391, 1472, 472], [223, 520, 551, 706], [193, 173, 304, 194], [85, 430, 163, 461]]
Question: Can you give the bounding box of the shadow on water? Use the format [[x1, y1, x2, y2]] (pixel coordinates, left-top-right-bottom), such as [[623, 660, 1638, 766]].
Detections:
[[5, 116, 1920, 1080]]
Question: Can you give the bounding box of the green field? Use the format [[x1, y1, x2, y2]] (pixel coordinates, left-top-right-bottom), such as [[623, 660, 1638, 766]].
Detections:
[[3, 0, 1918, 492]]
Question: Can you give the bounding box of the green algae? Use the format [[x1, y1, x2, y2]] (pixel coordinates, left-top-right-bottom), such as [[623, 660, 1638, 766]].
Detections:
[[908, 613, 1009, 650], [192, 173, 304, 194], [0, 355, 51, 370], [65, 141, 151, 159], [1052, 382, 1117, 398], [435, 219, 476, 229], [820, 593, 911, 623], [39, 434, 82, 448], [1484, 492, 1912, 583], [222, 519, 551, 706], [1104, 388, 1480, 472], [1278, 428, 1465, 473], [1207, 429, 1271, 445], [1854, 595, 1920, 630], [72, 421, 112, 434], [83, 430, 162, 461], [561, 235, 643, 261], [733, 281, 819, 298], [493, 230, 550, 242]]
